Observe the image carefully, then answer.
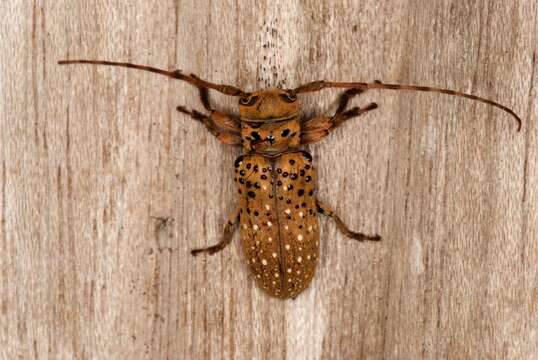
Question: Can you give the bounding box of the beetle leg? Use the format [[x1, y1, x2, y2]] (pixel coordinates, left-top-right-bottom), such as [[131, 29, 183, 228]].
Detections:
[[177, 106, 242, 146], [301, 89, 377, 144], [191, 207, 240, 256], [315, 199, 381, 241]]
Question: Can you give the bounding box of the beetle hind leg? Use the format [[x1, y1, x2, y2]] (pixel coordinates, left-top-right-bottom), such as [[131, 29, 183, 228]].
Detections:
[[316, 200, 381, 241], [191, 207, 240, 256]]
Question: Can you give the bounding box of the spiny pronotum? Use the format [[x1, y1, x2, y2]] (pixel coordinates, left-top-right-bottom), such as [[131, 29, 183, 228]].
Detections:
[[58, 59, 521, 299]]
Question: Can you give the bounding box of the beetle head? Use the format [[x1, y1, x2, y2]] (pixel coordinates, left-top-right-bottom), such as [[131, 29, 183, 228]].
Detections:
[[239, 89, 301, 153]]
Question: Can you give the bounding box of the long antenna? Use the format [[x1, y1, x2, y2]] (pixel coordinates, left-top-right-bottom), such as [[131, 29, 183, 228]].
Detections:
[[294, 80, 522, 131], [58, 59, 246, 97]]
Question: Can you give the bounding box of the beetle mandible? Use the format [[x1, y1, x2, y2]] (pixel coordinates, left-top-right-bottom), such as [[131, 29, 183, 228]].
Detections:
[[58, 59, 521, 299]]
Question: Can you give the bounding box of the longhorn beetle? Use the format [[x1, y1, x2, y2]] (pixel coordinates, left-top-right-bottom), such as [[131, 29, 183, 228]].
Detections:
[[58, 59, 521, 299]]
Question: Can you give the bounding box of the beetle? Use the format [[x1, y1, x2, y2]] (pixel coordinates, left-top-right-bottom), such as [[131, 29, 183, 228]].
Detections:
[[58, 59, 521, 299]]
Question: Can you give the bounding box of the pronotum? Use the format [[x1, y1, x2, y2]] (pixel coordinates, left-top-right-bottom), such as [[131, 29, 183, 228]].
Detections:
[[58, 59, 521, 299]]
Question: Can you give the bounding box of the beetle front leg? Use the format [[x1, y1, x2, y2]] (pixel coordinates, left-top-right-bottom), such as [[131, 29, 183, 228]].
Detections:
[[176, 106, 242, 146], [315, 199, 381, 241], [191, 207, 240, 256], [301, 89, 378, 144]]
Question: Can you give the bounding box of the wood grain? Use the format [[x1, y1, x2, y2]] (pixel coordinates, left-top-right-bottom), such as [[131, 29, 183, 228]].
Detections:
[[1, 1, 536, 359]]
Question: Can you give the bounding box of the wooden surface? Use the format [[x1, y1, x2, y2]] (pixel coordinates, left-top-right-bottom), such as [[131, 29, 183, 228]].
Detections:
[[1, 1, 537, 359]]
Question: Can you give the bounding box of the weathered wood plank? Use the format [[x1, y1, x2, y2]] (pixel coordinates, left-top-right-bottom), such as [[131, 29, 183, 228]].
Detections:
[[1, 1, 536, 359]]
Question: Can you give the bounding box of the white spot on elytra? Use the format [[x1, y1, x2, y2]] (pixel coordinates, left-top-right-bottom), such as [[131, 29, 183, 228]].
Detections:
[[253, 224, 259, 231], [274, 273, 279, 278], [262, 259, 268, 266], [285, 244, 290, 250], [284, 209, 291, 214], [243, 224, 248, 229], [297, 256, 302, 263], [265, 204, 270, 210], [272, 252, 277, 258], [284, 225, 289, 230], [287, 268, 292, 273], [267, 221, 273, 227], [252, 258, 256, 263], [263, 185, 267, 190], [268, 237, 273, 242], [299, 211, 304, 218], [308, 225, 313, 232], [297, 234, 303, 241], [307, 255, 311, 260]]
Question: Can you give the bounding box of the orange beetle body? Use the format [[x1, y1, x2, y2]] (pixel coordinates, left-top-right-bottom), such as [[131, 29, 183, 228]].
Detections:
[[236, 151, 318, 298]]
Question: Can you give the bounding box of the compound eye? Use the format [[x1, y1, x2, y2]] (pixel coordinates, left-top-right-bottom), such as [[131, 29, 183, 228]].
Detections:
[[239, 95, 258, 106], [279, 92, 297, 103]]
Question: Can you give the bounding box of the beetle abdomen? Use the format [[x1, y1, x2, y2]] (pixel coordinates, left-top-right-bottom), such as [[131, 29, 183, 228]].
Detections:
[[235, 151, 319, 298]]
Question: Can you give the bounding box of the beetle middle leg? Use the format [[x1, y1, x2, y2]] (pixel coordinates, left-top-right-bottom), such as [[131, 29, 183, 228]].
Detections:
[[315, 200, 381, 241], [191, 207, 240, 256]]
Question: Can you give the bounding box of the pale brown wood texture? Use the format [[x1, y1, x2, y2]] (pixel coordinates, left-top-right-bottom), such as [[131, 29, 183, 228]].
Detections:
[[1, 1, 537, 359]]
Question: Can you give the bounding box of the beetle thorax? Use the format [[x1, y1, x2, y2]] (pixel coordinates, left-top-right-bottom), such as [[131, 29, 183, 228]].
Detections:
[[238, 89, 301, 154]]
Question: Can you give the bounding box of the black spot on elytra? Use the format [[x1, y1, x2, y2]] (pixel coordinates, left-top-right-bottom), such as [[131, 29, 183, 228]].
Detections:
[[254, 182, 261, 189], [246, 181, 252, 188], [277, 168, 282, 174], [299, 170, 305, 176], [287, 184, 294, 190], [281, 129, 290, 137], [262, 168, 267, 172], [301, 202, 306, 207], [289, 159, 296, 165], [308, 190, 314, 196], [250, 131, 261, 141], [238, 189, 242, 194], [305, 176, 311, 182], [254, 211, 259, 216], [240, 170, 246, 176], [234, 155, 244, 167], [277, 180, 282, 186], [295, 205, 300, 209], [247, 191, 256, 198], [283, 172, 288, 177], [298, 189, 305, 196], [261, 175, 267, 180], [290, 173, 298, 180], [239, 178, 245, 184], [246, 163, 252, 169], [305, 165, 311, 170], [279, 196, 284, 200], [286, 199, 292, 204]]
